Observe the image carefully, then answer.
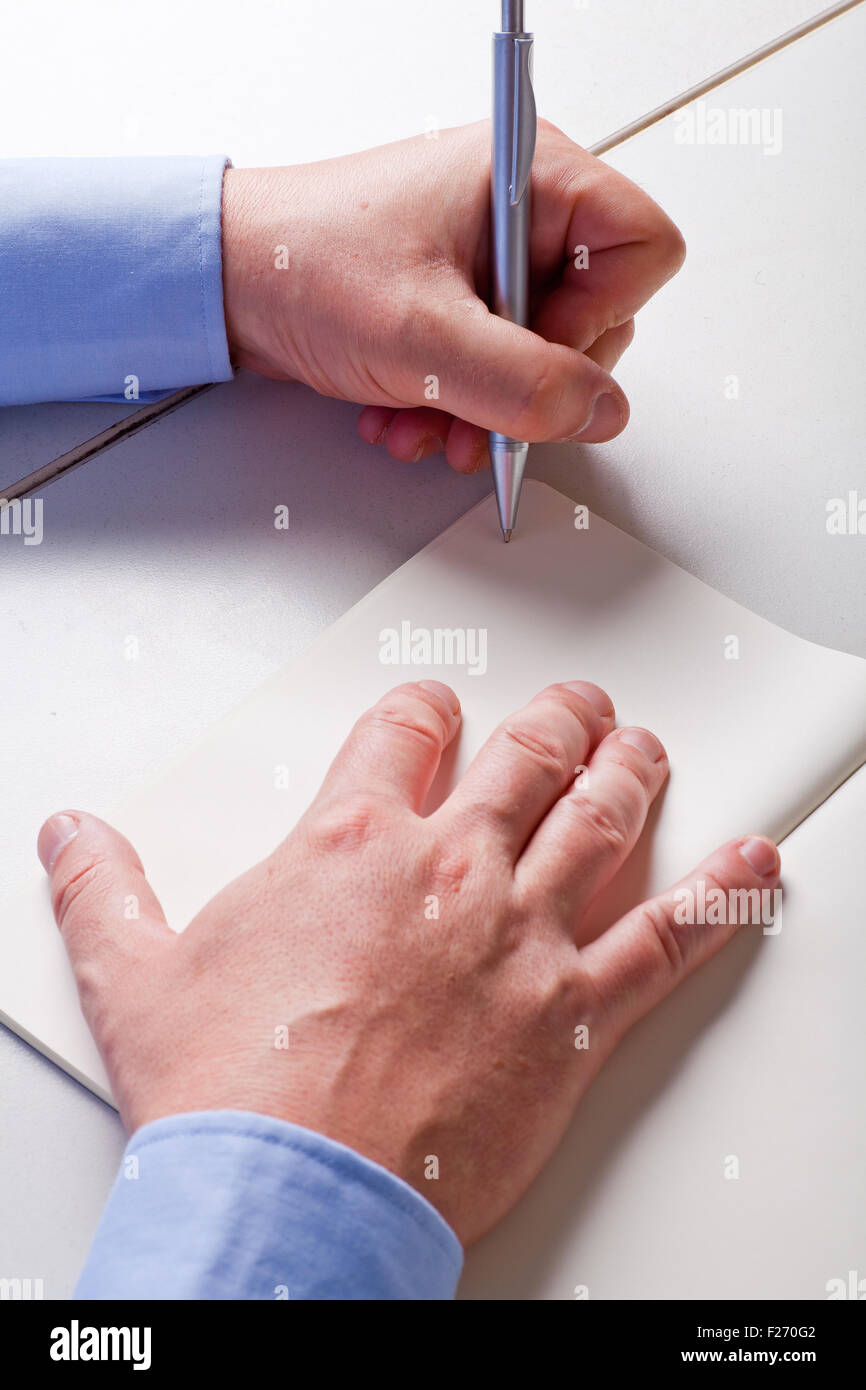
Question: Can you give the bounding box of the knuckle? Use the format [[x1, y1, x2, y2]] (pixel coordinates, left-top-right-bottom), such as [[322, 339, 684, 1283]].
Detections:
[[365, 698, 445, 755], [499, 950, 599, 1060], [539, 956, 588, 1016], [557, 961, 609, 1035], [460, 798, 516, 845], [654, 212, 687, 277], [696, 869, 730, 909], [72, 955, 109, 1014], [567, 795, 630, 858], [636, 896, 687, 975], [499, 721, 572, 782], [306, 793, 389, 855], [428, 843, 475, 896], [552, 680, 612, 720], [507, 363, 565, 441], [52, 858, 107, 933], [604, 752, 654, 800]]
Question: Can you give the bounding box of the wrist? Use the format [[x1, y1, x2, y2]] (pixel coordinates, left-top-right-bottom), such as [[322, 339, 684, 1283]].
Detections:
[[221, 166, 287, 378]]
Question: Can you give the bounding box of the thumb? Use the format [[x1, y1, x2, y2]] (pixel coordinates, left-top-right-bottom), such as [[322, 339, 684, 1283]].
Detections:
[[38, 811, 173, 980], [415, 298, 629, 443]]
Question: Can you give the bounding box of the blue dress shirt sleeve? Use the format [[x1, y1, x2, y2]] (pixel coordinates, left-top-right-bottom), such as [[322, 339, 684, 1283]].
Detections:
[[0, 155, 234, 406], [74, 1110, 463, 1301]]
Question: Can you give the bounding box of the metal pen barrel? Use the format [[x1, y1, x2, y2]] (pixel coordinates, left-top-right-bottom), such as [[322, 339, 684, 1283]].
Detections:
[[490, 2, 535, 539]]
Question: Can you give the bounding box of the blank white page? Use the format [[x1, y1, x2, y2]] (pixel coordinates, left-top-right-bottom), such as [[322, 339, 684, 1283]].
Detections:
[[3, 481, 865, 1111], [461, 764, 866, 1300]]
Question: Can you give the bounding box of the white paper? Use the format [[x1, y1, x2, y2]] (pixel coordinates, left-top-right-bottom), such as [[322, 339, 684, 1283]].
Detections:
[[2, 481, 865, 1110]]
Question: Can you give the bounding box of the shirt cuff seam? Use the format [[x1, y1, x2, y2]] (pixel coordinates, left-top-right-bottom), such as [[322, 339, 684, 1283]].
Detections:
[[197, 157, 211, 380], [198, 154, 233, 384], [198, 156, 216, 381]]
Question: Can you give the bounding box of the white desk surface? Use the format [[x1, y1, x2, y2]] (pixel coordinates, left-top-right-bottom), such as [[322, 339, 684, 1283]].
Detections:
[[0, 0, 831, 164], [0, 0, 843, 477], [1, 0, 863, 1297]]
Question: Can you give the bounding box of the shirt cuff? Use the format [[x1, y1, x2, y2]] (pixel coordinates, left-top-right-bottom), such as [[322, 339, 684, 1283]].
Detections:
[[74, 1110, 463, 1301], [0, 155, 234, 406]]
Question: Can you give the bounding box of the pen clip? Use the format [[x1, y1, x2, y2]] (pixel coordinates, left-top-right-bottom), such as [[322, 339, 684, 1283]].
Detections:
[[510, 36, 536, 206]]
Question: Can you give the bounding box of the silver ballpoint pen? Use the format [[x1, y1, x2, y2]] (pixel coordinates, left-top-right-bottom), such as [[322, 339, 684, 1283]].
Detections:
[[490, 0, 536, 542]]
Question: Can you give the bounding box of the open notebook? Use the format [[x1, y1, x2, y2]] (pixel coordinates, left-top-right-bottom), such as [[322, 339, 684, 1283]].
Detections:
[[3, 480, 865, 1284]]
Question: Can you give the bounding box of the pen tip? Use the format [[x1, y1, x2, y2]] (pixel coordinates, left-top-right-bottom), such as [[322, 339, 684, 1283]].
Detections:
[[502, 529, 513, 544]]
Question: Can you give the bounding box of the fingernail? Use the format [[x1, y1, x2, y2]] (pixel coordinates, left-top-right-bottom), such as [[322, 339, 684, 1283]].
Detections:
[[618, 727, 665, 762], [564, 681, 614, 718], [568, 392, 624, 443], [371, 425, 389, 445], [471, 444, 489, 474], [739, 835, 779, 877], [37, 812, 80, 872], [418, 680, 461, 716], [412, 436, 445, 463]]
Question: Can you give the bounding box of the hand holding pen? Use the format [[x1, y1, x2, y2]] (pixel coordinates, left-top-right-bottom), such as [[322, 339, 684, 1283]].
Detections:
[[222, 121, 683, 488]]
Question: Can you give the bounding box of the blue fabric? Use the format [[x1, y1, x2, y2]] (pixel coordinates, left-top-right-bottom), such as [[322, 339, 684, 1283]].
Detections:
[[75, 1111, 463, 1300], [0, 156, 233, 405]]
